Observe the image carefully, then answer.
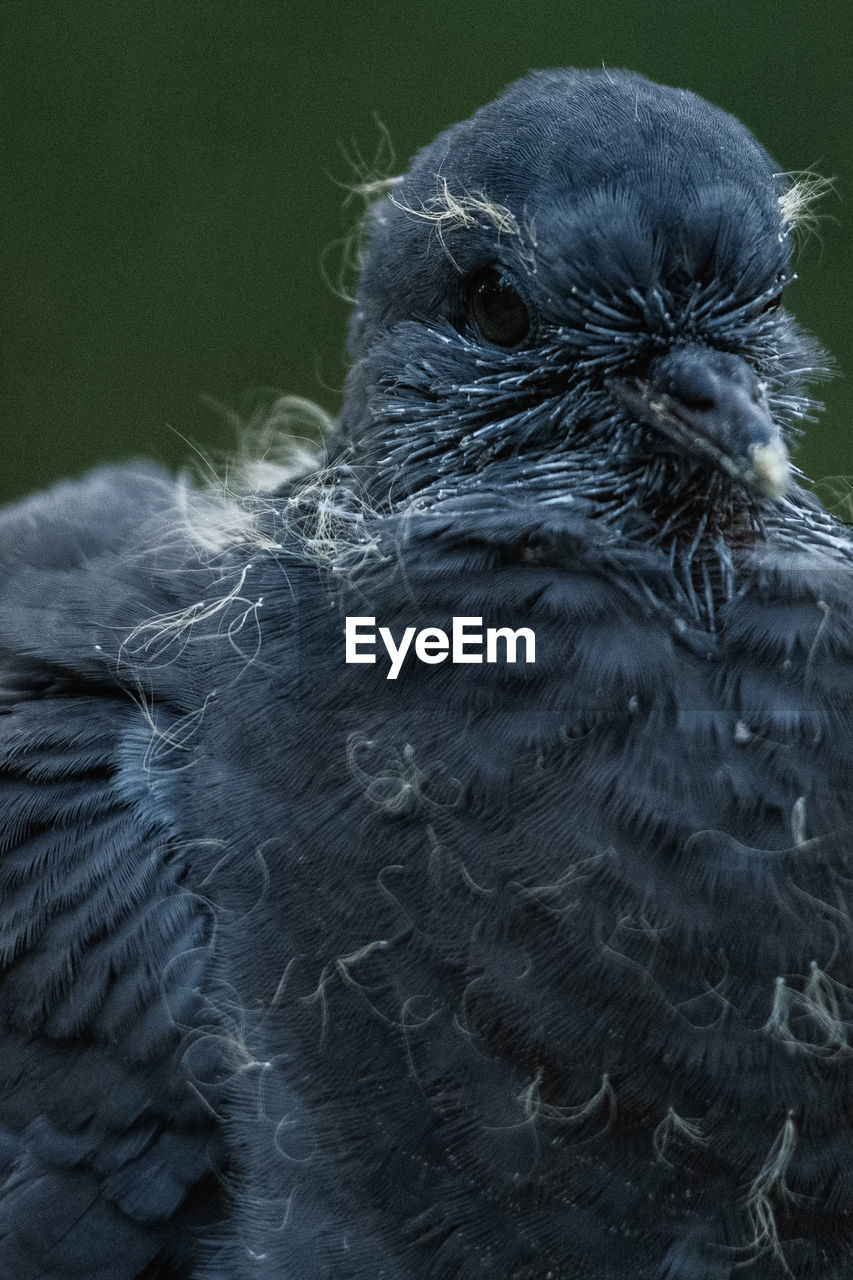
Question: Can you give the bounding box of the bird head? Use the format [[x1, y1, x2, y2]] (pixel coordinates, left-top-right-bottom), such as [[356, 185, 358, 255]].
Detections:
[[339, 69, 825, 550]]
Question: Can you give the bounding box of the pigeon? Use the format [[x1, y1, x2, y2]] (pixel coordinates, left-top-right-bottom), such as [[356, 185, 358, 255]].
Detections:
[[1, 66, 852, 1279]]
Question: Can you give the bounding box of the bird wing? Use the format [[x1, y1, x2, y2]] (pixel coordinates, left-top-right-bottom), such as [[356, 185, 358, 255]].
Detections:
[[0, 466, 220, 1280]]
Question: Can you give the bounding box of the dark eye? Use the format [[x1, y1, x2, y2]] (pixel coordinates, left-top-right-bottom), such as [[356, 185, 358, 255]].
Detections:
[[465, 266, 530, 347]]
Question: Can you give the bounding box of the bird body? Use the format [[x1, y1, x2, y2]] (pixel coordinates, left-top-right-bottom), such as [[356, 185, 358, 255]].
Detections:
[[1, 69, 851, 1279]]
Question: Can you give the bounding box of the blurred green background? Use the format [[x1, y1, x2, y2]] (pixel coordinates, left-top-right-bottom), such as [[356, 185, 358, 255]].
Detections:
[[1, 0, 851, 504]]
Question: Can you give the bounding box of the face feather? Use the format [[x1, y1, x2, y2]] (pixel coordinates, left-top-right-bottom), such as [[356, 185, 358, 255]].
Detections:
[[339, 68, 827, 572]]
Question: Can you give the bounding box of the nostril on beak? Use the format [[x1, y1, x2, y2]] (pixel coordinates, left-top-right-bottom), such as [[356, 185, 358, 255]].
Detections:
[[677, 393, 715, 413]]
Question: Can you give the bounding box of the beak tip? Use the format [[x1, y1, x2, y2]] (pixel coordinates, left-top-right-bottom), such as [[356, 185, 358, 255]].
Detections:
[[746, 440, 790, 499]]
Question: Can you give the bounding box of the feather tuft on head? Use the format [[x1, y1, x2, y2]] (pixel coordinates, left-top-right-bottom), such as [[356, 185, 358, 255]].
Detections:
[[778, 170, 834, 236]]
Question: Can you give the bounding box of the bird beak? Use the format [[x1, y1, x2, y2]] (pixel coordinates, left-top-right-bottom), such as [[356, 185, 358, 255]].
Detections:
[[608, 345, 790, 499]]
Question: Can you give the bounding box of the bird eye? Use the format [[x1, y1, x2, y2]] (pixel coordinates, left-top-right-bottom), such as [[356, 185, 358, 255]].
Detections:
[[465, 267, 530, 347]]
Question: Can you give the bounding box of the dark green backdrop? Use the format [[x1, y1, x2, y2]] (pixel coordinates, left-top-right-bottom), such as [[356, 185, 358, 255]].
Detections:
[[2, 1, 851, 503]]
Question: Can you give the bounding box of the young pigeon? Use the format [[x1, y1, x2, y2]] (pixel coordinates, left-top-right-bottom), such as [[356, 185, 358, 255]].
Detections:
[[1, 68, 850, 1280]]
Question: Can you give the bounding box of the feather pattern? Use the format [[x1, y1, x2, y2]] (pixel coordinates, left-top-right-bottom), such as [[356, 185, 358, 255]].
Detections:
[[0, 68, 849, 1278]]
